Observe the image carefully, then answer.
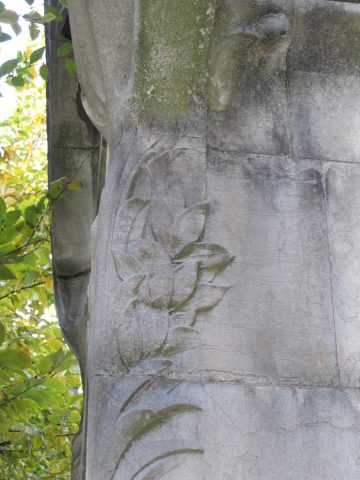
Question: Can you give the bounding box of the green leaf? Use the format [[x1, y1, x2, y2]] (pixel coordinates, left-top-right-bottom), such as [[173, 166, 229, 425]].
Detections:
[[39, 64, 48, 82], [10, 75, 25, 87], [3, 210, 21, 226], [30, 46, 45, 64], [37, 353, 54, 374], [67, 181, 82, 191], [56, 42, 73, 57], [0, 31, 11, 42], [25, 205, 39, 227], [43, 378, 67, 393], [0, 265, 16, 279], [44, 6, 62, 20], [65, 58, 76, 75], [48, 408, 65, 423], [0, 348, 32, 369], [41, 12, 56, 23], [0, 225, 17, 244], [67, 410, 81, 423], [0, 9, 19, 24], [36, 195, 47, 213], [60, 0, 68, 6], [0, 2, 4, 14], [23, 11, 42, 23], [25, 388, 54, 406], [0, 198, 6, 218], [29, 22, 39, 40], [53, 349, 66, 368], [0, 322, 5, 345], [11, 22, 21, 36], [0, 58, 18, 78]]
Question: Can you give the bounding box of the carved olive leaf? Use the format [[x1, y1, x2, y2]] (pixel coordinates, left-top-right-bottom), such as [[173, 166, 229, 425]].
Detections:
[[112, 250, 142, 280], [191, 283, 229, 313], [171, 202, 209, 257], [126, 240, 174, 307], [111, 274, 146, 313], [173, 283, 229, 327], [113, 198, 149, 247], [175, 242, 234, 272], [171, 261, 199, 307], [170, 311, 197, 328], [128, 165, 152, 200], [162, 326, 200, 356], [117, 303, 169, 367], [149, 198, 174, 251]]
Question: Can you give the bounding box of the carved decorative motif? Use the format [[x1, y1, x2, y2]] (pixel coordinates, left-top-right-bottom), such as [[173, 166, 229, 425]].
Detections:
[[104, 146, 234, 479], [111, 148, 234, 369]]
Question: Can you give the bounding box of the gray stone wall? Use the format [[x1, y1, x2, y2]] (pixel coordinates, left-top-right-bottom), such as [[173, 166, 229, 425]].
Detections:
[[49, 0, 360, 478]]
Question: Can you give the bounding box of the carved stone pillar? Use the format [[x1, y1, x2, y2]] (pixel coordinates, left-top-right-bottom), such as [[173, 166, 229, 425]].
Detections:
[[51, 0, 360, 478]]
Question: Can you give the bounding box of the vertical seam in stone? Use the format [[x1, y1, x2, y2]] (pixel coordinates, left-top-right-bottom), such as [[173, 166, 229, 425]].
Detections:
[[322, 160, 341, 387]]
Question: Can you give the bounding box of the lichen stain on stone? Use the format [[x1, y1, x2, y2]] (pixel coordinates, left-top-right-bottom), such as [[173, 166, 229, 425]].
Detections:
[[208, 4, 292, 114], [132, 0, 216, 123]]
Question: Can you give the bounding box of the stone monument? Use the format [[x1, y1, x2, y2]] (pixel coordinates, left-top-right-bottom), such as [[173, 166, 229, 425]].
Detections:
[[48, 0, 360, 478]]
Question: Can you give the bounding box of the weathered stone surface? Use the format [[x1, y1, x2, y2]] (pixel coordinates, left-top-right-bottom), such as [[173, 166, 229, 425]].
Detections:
[[48, 0, 360, 477], [291, 72, 360, 162], [325, 162, 360, 388], [200, 153, 338, 386], [208, 0, 293, 155], [86, 376, 360, 480]]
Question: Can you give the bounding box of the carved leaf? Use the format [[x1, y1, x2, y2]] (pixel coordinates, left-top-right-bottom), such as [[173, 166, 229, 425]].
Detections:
[[113, 198, 149, 246], [190, 283, 229, 314], [162, 326, 200, 356], [111, 274, 146, 313], [176, 242, 234, 271], [171, 261, 199, 307], [117, 304, 169, 367], [149, 198, 174, 251], [170, 311, 196, 328], [111, 404, 202, 479], [126, 240, 174, 307], [171, 202, 209, 256], [128, 165, 152, 200], [173, 283, 230, 327], [112, 251, 142, 280]]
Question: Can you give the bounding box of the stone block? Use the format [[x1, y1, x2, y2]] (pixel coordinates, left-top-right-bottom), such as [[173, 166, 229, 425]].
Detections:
[[290, 0, 360, 76], [291, 71, 360, 162], [50, 147, 100, 276], [86, 375, 360, 479], [325, 162, 360, 387], [187, 152, 338, 386]]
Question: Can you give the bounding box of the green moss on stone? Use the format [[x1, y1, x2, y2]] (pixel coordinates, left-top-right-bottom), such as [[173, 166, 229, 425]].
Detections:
[[133, 0, 216, 123]]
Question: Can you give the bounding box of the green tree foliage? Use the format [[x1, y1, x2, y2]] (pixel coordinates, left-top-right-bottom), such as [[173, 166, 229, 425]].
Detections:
[[0, 5, 81, 479]]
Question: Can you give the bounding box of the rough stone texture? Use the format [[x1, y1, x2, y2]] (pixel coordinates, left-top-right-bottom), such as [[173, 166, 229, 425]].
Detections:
[[48, 0, 360, 478]]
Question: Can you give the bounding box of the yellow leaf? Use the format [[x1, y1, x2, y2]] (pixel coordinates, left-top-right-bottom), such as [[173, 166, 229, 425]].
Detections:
[[5, 196, 17, 206], [45, 275, 53, 289], [5, 187, 16, 196]]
